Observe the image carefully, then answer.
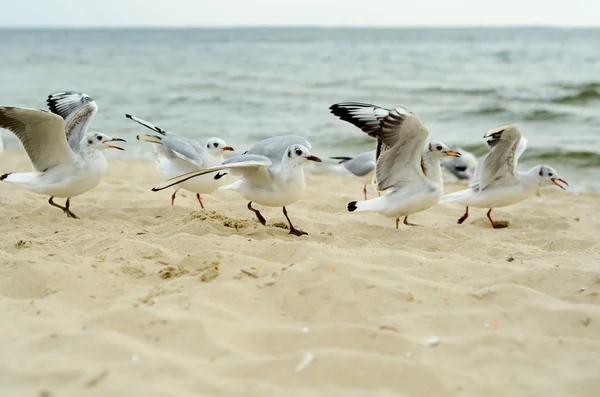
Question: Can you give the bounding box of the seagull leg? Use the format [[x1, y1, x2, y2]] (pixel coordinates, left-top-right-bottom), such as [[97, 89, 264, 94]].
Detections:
[[48, 197, 79, 219], [247, 201, 266, 226], [363, 185, 367, 200], [196, 194, 205, 209], [283, 206, 307, 237], [170, 189, 178, 206], [64, 198, 79, 219], [487, 208, 508, 229], [403, 216, 421, 227], [457, 206, 469, 224], [395, 218, 400, 229]]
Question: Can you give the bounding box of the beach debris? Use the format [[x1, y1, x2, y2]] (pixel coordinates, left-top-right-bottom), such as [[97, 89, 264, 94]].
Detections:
[[506, 256, 515, 262], [580, 318, 591, 327], [580, 287, 586, 292], [329, 267, 336, 272], [83, 368, 109, 389], [492, 321, 499, 329], [378, 325, 400, 333], [240, 268, 259, 278], [295, 352, 315, 373], [422, 336, 441, 347]]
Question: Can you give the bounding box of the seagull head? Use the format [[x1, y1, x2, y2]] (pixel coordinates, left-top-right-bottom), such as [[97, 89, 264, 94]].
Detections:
[[86, 132, 126, 151], [285, 144, 322, 165], [427, 141, 461, 159], [535, 165, 568, 190], [205, 138, 234, 154]]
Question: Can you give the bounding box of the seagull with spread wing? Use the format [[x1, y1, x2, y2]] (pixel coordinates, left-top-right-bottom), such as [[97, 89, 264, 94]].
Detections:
[[126, 114, 234, 208], [440, 124, 568, 228], [329, 102, 460, 228], [151, 135, 321, 236], [0, 92, 126, 218]]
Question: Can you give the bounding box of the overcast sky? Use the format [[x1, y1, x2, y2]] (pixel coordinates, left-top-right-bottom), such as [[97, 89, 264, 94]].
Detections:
[[1, 0, 598, 27]]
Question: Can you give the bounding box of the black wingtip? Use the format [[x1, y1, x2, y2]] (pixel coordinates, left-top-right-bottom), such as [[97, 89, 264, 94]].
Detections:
[[329, 156, 352, 163], [214, 172, 228, 180], [0, 172, 11, 181], [125, 114, 133, 119], [151, 187, 160, 192], [347, 201, 358, 212]]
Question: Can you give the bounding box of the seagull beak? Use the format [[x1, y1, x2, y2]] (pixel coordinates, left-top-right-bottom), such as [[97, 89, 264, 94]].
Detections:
[[103, 138, 126, 151], [222, 146, 234, 151], [551, 177, 568, 190], [305, 155, 322, 162], [445, 150, 461, 157]]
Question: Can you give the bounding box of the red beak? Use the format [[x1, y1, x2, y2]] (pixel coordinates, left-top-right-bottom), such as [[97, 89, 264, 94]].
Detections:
[[305, 155, 322, 162], [223, 146, 234, 151], [551, 178, 568, 190]]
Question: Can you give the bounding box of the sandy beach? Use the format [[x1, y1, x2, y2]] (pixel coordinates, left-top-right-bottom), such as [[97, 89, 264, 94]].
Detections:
[[1, 149, 599, 397]]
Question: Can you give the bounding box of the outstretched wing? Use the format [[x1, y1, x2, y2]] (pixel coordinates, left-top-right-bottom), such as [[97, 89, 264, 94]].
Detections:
[[126, 114, 204, 165], [47, 91, 98, 153], [151, 154, 272, 192], [0, 107, 75, 171], [469, 124, 525, 191], [330, 102, 429, 191]]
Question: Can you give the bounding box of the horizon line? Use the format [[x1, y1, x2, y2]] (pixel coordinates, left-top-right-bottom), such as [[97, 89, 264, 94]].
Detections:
[[1, 24, 599, 30]]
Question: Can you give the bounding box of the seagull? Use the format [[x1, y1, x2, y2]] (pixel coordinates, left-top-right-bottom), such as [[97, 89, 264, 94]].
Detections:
[[440, 124, 568, 228], [126, 114, 234, 209], [0, 92, 125, 218], [330, 150, 376, 200], [441, 147, 478, 182], [151, 135, 321, 236], [329, 102, 460, 228]]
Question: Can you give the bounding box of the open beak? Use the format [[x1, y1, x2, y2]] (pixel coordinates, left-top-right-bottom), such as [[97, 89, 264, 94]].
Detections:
[[305, 155, 322, 162], [103, 138, 126, 151], [222, 146, 234, 151], [445, 150, 461, 157], [551, 177, 568, 190]]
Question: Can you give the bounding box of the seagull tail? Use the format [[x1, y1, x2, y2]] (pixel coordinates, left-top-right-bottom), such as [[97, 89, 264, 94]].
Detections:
[[347, 200, 371, 213], [0, 172, 36, 185], [137, 135, 163, 144]]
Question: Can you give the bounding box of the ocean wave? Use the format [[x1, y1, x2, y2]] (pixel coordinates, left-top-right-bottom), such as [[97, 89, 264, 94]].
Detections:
[[463, 106, 570, 121], [455, 145, 600, 168], [550, 83, 600, 104], [415, 87, 497, 96]]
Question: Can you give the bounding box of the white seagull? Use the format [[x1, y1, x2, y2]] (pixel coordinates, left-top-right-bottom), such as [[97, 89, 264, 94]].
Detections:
[[329, 102, 460, 228], [0, 92, 125, 218], [126, 114, 234, 208], [330, 150, 376, 200], [151, 135, 321, 236], [440, 124, 568, 228]]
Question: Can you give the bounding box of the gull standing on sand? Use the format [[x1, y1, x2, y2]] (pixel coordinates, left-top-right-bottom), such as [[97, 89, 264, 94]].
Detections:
[[151, 135, 321, 236], [0, 92, 126, 218], [329, 102, 460, 228], [126, 114, 234, 208], [330, 150, 376, 200], [440, 124, 568, 228]]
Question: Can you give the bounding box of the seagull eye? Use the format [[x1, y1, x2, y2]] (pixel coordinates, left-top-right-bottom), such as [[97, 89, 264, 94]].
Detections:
[[295, 149, 302, 156], [549, 172, 553, 177], [213, 142, 218, 148], [436, 145, 442, 151], [97, 136, 102, 141]]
